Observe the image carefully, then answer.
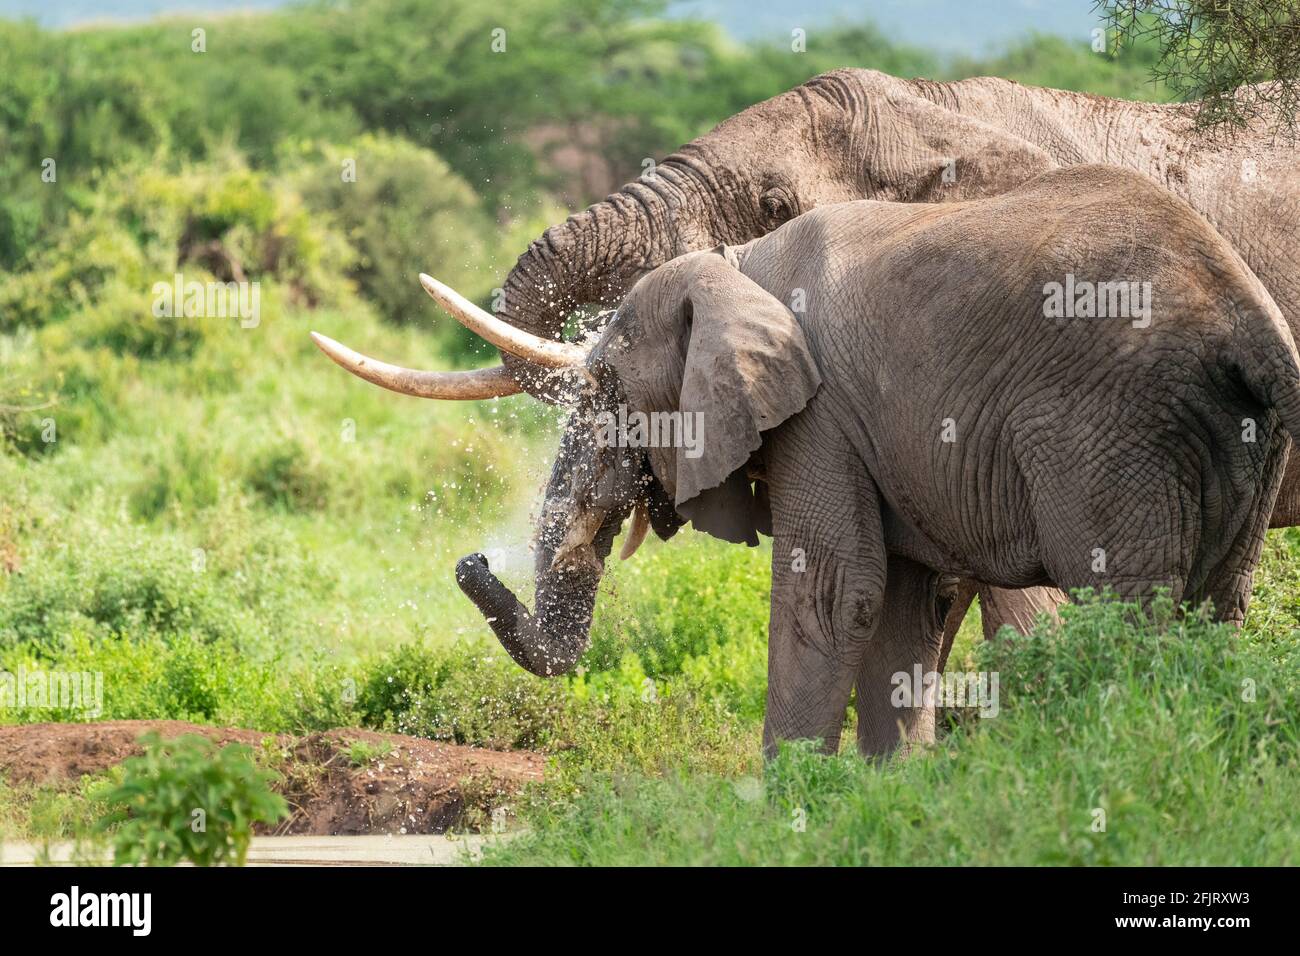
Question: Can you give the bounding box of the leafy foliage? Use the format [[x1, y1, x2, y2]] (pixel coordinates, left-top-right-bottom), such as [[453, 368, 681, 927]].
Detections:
[[484, 595, 1300, 865], [1099, 1, 1300, 135], [97, 732, 288, 866], [290, 134, 501, 352]]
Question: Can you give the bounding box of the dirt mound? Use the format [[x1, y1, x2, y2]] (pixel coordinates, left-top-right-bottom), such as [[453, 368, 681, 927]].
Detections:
[[271, 728, 542, 835], [0, 720, 268, 786], [0, 720, 543, 836]]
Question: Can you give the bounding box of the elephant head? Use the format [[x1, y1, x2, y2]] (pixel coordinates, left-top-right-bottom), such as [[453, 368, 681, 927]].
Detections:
[[312, 69, 1055, 403], [454, 250, 821, 675], [315, 251, 819, 676], [489, 69, 1057, 400]]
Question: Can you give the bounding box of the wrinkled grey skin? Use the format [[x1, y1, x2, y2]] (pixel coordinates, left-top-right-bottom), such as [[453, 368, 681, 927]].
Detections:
[[494, 67, 1300, 654], [460, 166, 1300, 757]]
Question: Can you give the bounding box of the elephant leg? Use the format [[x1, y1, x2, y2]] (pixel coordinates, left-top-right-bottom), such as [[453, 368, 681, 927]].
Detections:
[[1267, 447, 1300, 528], [1189, 433, 1288, 624], [935, 581, 1066, 674], [936, 578, 978, 673], [977, 585, 1068, 641], [1193, 562, 1255, 627], [1195, 521, 1275, 626], [762, 414, 887, 758], [855, 555, 949, 758]]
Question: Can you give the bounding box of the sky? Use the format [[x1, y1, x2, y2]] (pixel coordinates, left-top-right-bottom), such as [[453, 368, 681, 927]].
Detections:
[[0, 0, 1106, 56], [675, 1, 1104, 55]]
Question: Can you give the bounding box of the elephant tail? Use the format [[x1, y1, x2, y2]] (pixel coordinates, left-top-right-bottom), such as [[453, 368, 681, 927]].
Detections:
[[1224, 295, 1300, 446]]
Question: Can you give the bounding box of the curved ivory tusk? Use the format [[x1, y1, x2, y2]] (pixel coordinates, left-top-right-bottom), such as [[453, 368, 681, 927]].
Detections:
[[620, 503, 651, 560], [310, 331, 522, 400], [419, 273, 588, 368]]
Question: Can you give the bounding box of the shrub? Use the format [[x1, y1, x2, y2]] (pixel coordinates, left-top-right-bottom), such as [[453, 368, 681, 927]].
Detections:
[[586, 535, 771, 680], [0, 153, 355, 337], [359, 640, 568, 750], [0, 627, 361, 734], [485, 594, 1300, 866], [0, 211, 154, 331], [0, 528, 242, 652], [292, 135, 500, 353], [97, 732, 288, 866], [124, 156, 356, 309], [0, 513, 334, 657], [244, 435, 331, 512], [64, 280, 208, 361], [0, 327, 138, 457]]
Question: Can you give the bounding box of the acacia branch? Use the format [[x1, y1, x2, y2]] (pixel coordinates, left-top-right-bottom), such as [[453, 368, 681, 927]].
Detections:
[[1096, 1, 1300, 139]]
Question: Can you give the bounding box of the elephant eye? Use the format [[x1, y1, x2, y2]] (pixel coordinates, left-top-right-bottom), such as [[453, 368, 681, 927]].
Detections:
[[759, 187, 795, 225]]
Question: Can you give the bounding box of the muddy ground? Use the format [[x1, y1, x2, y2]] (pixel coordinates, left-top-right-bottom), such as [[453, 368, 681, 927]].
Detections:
[[0, 720, 544, 835]]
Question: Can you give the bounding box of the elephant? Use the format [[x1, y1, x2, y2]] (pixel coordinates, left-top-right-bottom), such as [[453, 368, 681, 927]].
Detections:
[[311, 67, 1300, 663], [316, 164, 1300, 757]]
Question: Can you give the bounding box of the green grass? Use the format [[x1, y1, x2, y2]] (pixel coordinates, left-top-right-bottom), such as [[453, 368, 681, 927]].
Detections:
[[483, 593, 1300, 866], [0, 772, 117, 846], [345, 739, 393, 767]]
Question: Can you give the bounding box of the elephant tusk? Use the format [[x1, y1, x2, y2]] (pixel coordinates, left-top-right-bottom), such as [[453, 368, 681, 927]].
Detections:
[[619, 502, 650, 560], [419, 273, 589, 369], [310, 332, 522, 400]]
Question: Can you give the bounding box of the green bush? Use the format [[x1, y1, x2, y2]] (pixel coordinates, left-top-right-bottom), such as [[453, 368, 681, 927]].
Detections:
[[97, 732, 288, 866], [0, 154, 354, 337], [0, 508, 339, 658], [70, 281, 208, 361], [586, 536, 771, 677], [0, 529, 240, 652], [124, 157, 355, 310], [485, 594, 1300, 865], [0, 211, 155, 331], [0, 343, 139, 457], [244, 435, 332, 513], [292, 135, 500, 350], [359, 640, 568, 750], [0, 626, 359, 733]]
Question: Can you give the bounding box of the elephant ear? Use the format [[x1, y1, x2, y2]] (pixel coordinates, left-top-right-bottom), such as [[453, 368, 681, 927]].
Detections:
[[874, 83, 1059, 201], [600, 251, 820, 546]]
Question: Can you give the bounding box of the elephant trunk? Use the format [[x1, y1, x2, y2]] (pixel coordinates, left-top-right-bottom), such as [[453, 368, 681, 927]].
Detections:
[[455, 550, 601, 677], [457, 499, 627, 677], [497, 181, 681, 399]]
